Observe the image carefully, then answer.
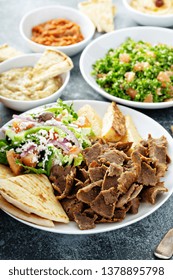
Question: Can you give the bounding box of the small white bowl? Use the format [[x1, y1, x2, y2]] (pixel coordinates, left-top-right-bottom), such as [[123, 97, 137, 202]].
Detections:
[[123, 0, 173, 27], [0, 54, 70, 111], [20, 5, 95, 57]]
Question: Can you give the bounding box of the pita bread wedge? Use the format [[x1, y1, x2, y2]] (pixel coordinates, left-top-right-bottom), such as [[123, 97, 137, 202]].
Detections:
[[78, 0, 116, 33], [0, 195, 54, 227], [0, 44, 23, 62], [0, 174, 69, 223], [32, 49, 73, 82], [121, 115, 142, 154], [77, 104, 102, 137], [0, 164, 15, 179], [101, 102, 126, 142]]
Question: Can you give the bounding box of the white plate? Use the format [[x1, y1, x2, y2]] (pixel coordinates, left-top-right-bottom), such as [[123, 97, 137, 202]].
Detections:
[[80, 26, 173, 109], [1, 100, 173, 234]]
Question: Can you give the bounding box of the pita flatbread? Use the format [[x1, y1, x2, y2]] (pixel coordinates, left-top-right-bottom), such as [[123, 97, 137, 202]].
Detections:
[[0, 195, 54, 227], [78, 0, 116, 33], [0, 164, 15, 179], [0, 44, 23, 63], [32, 49, 73, 82], [0, 174, 69, 223], [77, 104, 102, 137]]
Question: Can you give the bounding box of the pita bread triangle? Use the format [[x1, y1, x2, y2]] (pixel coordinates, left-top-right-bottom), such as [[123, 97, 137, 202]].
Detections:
[[0, 174, 69, 223], [0, 44, 22, 62], [32, 49, 73, 82], [0, 164, 15, 179], [78, 0, 116, 33], [0, 195, 54, 227]]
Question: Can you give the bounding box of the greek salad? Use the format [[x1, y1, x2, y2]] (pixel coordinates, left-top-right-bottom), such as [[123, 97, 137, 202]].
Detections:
[[0, 99, 94, 176]]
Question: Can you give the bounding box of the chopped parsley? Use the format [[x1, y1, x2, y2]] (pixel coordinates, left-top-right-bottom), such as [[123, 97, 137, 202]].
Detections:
[[92, 38, 173, 102]]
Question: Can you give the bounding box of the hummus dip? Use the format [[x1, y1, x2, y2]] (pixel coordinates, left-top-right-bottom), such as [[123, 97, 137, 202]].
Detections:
[[130, 0, 173, 15], [0, 67, 62, 101]]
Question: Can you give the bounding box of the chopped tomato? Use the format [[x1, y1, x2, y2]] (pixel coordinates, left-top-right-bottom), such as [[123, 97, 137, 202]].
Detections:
[[12, 121, 21, 133], [25, 123, 34, 130], [69, 146, 81, 155], [22, 154, 37, 168], [6, 150, 23, 175]]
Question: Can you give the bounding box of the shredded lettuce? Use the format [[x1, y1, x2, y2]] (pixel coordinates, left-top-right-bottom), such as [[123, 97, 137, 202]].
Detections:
[[16, 160, 47, 175], [0, 139, 11, 165], [45, 99, 78, 123], [74, 153, 83, 167]]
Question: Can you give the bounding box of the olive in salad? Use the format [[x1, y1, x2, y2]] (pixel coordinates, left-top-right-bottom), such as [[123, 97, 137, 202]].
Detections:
[[0, 99, 94, 176], [92, 38, 173, 102]]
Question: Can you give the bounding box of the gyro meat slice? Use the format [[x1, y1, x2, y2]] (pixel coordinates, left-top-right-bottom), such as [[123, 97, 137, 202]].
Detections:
[[96, 209, 127, 223], [128, 197, 140, 215], [98, 149, 129, 165], [77, 180, 103, 204], [73, 211, 98, 230], [82, 142, 102, 166], [61, 197, 84, 221], [102, 170, 119, 190], [116, 183, 143, 208], [90, 187, 119, 219], [137, 162, 158, 186], [140, 182, 168, 204], [49, 165, 76, 199], [88, 164, 107, 182], [147, 134, 170, 177]]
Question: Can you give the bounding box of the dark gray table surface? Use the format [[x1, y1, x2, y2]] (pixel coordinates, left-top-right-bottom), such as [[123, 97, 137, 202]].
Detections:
[[0, 0, 173, 260]]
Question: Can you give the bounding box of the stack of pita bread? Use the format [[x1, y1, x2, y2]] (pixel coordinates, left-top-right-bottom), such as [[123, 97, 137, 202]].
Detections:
[[78, 0, 116, 33], [0, 165, 69, 227]]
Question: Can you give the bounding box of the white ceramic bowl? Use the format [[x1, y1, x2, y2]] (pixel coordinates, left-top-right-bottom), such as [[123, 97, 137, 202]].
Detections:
[[123, 0, 173, 27], [80, 26, 173, 109], [20, 5, 95, 57], [0, 54, 70, 111]]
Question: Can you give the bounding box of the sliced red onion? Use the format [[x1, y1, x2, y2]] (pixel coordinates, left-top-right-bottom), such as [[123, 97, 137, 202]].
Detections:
[[62, 138, 69, 144], [46, 119, 80, 147], [20, 144, 37, 157], [11, 115, 80, 147], [12, 114, 37, 123], [49, 139, 70, 153]]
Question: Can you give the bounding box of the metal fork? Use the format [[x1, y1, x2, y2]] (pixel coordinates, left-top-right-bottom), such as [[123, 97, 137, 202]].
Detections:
[[154, 229, 173, 259]]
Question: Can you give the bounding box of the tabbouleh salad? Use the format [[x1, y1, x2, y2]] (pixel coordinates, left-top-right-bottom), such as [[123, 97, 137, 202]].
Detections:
[[92, 38, 173, 103]]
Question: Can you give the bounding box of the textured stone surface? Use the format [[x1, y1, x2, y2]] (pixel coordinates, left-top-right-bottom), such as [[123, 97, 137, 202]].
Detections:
[[0, 0, 173, 260]]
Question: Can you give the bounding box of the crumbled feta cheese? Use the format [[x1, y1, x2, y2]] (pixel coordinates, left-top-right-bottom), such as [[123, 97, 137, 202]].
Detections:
[[49, 128, 55, 140], [38, 129, 48, 136], [18, 121, 34, 130]]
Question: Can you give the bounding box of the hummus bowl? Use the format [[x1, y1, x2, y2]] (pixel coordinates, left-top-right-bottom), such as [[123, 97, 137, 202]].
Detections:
[[123, 0, 173, 27], [0, 54, 70, 111]]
